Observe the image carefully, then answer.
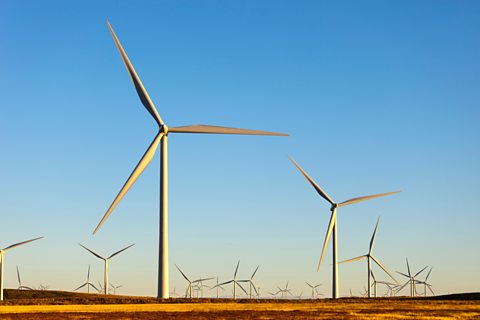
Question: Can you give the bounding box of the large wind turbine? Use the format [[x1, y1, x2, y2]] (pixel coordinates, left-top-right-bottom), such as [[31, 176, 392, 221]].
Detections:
[[0, 237, 43, 300], [289, 157, 399, 298], [93, 22, 288, 299], [339, 217, 397, 297], [79, 243, 134, 295]]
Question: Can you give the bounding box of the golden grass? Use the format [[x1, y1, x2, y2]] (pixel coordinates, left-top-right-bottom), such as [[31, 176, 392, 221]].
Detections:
[[0, 290, 479, 319]]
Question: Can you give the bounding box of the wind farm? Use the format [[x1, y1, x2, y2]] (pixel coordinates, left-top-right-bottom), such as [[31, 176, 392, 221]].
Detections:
[[1, 1, 480, 319]]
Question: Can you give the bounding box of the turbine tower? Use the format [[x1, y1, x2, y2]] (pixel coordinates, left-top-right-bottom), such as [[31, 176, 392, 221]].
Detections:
[[339, 217, 397, 297], [74, 265, 99, 294], [79, 243, 134, 295], [0, 237, 43, 301], [93, 22, 288, 299], [289, 157, 399, 298]]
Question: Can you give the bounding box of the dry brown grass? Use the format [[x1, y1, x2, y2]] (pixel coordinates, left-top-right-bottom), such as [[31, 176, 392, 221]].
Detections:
[[0, 290, 479, 319]]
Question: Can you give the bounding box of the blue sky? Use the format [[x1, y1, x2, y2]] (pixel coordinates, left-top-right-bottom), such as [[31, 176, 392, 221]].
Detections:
[[1, 0, 479, 297]]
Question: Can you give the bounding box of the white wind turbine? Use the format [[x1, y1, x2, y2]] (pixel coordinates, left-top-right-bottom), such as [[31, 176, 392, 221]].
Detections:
[[276, 281, 293, 299], [79, 243, 134, 295], [396, 259, 427, 297], [175, 264, 213, 299], [213, 261, 248, 300], [339, 217, 397, 297], [74, 265, 99, 294], [0, 237, 43, 300], [16, 266, 33, 290], [238, 265, 260, 299], [93, 22, 288, 299], [289, 157, 399, 299], [305, 282, 322, 299], [110, 283, 123, 295], [415, 267, 434, 297]]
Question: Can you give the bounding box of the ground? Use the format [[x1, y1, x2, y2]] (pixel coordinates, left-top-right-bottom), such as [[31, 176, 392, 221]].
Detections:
[[0, 290, 479, 319]]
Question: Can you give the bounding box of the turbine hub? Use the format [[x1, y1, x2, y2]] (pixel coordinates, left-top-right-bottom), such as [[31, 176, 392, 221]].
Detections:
[[161, 124, 169, 135], [330, 203, 338, 211]]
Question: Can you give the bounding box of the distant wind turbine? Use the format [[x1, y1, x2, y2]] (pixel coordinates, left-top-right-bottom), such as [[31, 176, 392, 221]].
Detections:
[[16, 266, 33, 290], [110, 283, 123, 295], [238, 265, 260, 299], [276, 282, 293, 299], [415, 267, 434, 297], [289, 157, 400, 299], [74, 265, 99, 294], [92, 22, 288, 299], [339, 217, 397, 297], [213, 261, 247, 300], [305, 282, 322, 299], [175, 264, 213, 298], [0, 237, 43, 300], [396, 259, 427, 297], [79, 243, 134, 295]]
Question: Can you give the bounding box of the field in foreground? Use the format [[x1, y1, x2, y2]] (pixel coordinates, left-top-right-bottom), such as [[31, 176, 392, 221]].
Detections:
[[0, 290, 479, 319]]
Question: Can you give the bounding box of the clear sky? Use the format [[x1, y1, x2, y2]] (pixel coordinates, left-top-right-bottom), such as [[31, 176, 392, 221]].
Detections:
[[1, 0, 479, 297]]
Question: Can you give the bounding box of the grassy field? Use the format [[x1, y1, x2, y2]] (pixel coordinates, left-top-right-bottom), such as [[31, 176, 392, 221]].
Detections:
[[0, 290, 479, 319]]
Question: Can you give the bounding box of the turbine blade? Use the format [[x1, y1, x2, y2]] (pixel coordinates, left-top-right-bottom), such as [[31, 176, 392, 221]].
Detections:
[[74, 283, 87, 291], [338, 191, 400, 207], [90, 283, 99, 292], [108, 243, 135, 259], [428, 285, 435, 296], [338, 255, 367, 264], [414, 266, 428, 278], [369, 216, 380, 255], [2, 237, 43, 251], [234, 260, 240, 278], [215, 280, 233, 287], [251, 282, 259, 296], [370, 269, 376, 282], [406, 258, 411, 277], [425, 267, 433, 282], [396, 271, 410, 279], [289, 157, 334, 205], [235, 281, 249, 295], [93, 132, 163, 234], [106, 21, 164, 126], [192, 277, 215, 283], [79, 243, 105, 261], [87, 265, 91, 282], [175, 264, 191, 282], [305, 282, 313, 288], [169, 124, 288, 136], [395, 281, 409, 293], [251, 265, 260, 280], [16, 266, 21, 285], [317, 209, 337, 271], [371, 256, 398, 284]]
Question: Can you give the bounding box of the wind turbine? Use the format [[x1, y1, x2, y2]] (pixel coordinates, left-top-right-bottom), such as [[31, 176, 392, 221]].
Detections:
[[110, 283, 123, 295], [0, 237, 43, 300], [175, 264, 213, 298], [276, 282, 293, 299], [396, 259, 427, 297], [93, 22, 288, 299], [339, 217, 397, 297], [16, 266, 33, 290], [238, 265, 260, 299], [213, 261, 248, 300], [415, 267, 434, 297], [289, 157, 399, 299], [305, 282, 322, 299], [74, 265, 99, 294], [213, 276, 226, 298], [79, 243, 134, 295]]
